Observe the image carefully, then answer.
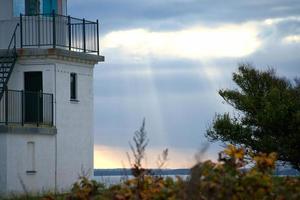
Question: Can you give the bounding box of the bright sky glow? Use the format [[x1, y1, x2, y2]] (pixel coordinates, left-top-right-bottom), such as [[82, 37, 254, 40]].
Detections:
[[94, 145, 216, 169], [102, 24, 261, 60], [263, 16, 300, 26], [283, 35, 300, 43]]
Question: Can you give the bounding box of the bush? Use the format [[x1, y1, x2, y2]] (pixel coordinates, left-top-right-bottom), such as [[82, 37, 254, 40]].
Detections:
[[4, 145, 300, 199], [95, 145, 300, 200]]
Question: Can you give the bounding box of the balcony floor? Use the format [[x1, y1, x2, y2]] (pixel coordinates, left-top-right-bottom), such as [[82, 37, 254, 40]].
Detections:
[[0, 48, 104, 65], [0, 124, 57, 135]]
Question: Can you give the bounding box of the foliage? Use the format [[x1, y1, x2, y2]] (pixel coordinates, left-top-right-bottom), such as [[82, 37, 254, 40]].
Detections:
[[67, 176, 105, 200], [126, 118, 169, 199], [128, 118, 150, 179], [106, 145, 300, 200], [206, 64, 300, 169], [3, 145, 300, 200], [3, 119, 300, 199]]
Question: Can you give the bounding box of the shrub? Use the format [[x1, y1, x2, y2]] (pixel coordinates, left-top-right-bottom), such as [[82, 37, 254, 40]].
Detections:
[[106, 145, 300, 200]]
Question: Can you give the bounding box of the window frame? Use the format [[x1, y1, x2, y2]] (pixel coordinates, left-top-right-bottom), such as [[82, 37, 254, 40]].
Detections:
[[13, 0, 61, 16], [26, 141, 36, 174], [25, 0, 41, 15], [70, 73, 78, 101]]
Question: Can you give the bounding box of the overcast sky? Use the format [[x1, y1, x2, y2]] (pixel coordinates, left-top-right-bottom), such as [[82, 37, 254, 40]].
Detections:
[[69, 0, 300, 169]]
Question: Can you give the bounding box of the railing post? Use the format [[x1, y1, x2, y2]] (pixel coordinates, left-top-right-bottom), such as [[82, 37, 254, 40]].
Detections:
[[38, 14, 41, 47], [21, 90, 24, 126], [5, 86, 8, 125], [14, 32, 16, 50], [37, 91, 40, 127], [52, 10, 56, 49], [68, 16, 71, 51], [14, 24, 18, 50], [20, 14, 23, 48], [51, 94, 54, 126], [96, 20, 99, 55], [83, 18, 86, 53]]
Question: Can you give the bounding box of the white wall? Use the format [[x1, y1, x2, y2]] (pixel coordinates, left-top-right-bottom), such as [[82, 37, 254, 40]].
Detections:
[[0, 0, 13, 20], [6, 133, 56, 194], [0, 0, 18, 50], [3, 56, 94, 193], [2, 60, 57, 194], [55, 62, 94, 191], [8, 60, 54, 93], [0, 134, 7, 195], [0, 19, 19, 49]]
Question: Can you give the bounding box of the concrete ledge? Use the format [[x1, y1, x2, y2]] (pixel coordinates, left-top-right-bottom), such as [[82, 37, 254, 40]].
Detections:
[[0, 48, 105, 65], [18, 48, 105, 65], [0, 125, 57, 135]]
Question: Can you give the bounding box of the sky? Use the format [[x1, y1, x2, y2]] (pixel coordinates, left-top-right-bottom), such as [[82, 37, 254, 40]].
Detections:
[[68, 0, 300, 169]]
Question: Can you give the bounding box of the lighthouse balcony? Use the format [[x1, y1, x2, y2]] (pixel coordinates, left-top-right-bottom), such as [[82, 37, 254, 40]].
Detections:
[[0, 89, 54, 127], [0, 12, 101, 56], [19, 12, 100, 55]]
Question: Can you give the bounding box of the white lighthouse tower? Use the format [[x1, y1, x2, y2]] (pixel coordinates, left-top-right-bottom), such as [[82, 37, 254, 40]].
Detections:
[[0, 0, 104, 195]]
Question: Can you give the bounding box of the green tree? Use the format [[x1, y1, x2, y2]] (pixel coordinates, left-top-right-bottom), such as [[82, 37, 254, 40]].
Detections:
[[206, 64, 300, 169]]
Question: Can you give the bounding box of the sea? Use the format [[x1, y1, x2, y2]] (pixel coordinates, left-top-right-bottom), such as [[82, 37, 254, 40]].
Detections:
[[93, 169, 190, 186], [93, 167, 300, 186]]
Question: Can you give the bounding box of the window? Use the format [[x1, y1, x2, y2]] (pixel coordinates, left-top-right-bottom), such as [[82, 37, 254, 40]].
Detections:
[[43, 0, 58, 14], [26, 142, 36, 174], [25, 0, 41, 15], [13, 0, 60, 16], [42, 0, 52, 14], [13, 0, 25, 16], [70, 73, 77, 100]]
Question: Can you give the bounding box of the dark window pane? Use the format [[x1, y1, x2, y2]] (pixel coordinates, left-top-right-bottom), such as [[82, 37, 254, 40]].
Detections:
[[43, 0, 52, 14], [43, 0, 58, 14], [70, 73, 77, 100], [25, 0, 40, 15]]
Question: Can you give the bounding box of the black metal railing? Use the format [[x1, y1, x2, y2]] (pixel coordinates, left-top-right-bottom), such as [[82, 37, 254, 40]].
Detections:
[[20, 11, 99, 54], [0, 89, 53, 126], [0, 24, 19, 100], [6, 24, 19, 56]]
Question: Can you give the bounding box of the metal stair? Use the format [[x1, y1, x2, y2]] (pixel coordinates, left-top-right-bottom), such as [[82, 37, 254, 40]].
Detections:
[[0, 24, 19, 100]]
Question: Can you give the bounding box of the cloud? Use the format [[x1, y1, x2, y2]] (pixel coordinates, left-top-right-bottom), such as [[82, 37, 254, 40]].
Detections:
[[102, 23, 261, 60], [263, 16, 300, 26], [94, 14, 300, 167], [68, 0, 300, 168], [283, 35, 300, 43], [69, 0, 300, 33]]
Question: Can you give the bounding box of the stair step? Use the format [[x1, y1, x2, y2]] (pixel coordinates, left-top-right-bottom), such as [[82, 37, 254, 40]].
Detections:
[[0, 62, 14, 65], [0, 52, 17, 101], [0, 58, 15, 61], [0, 57, 15, 60], [0, 60, 15, 64], [0, 66, 12, 69]]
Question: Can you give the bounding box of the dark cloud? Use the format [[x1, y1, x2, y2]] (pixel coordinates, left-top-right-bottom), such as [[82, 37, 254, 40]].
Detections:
[[69, 0, 300, 33]]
